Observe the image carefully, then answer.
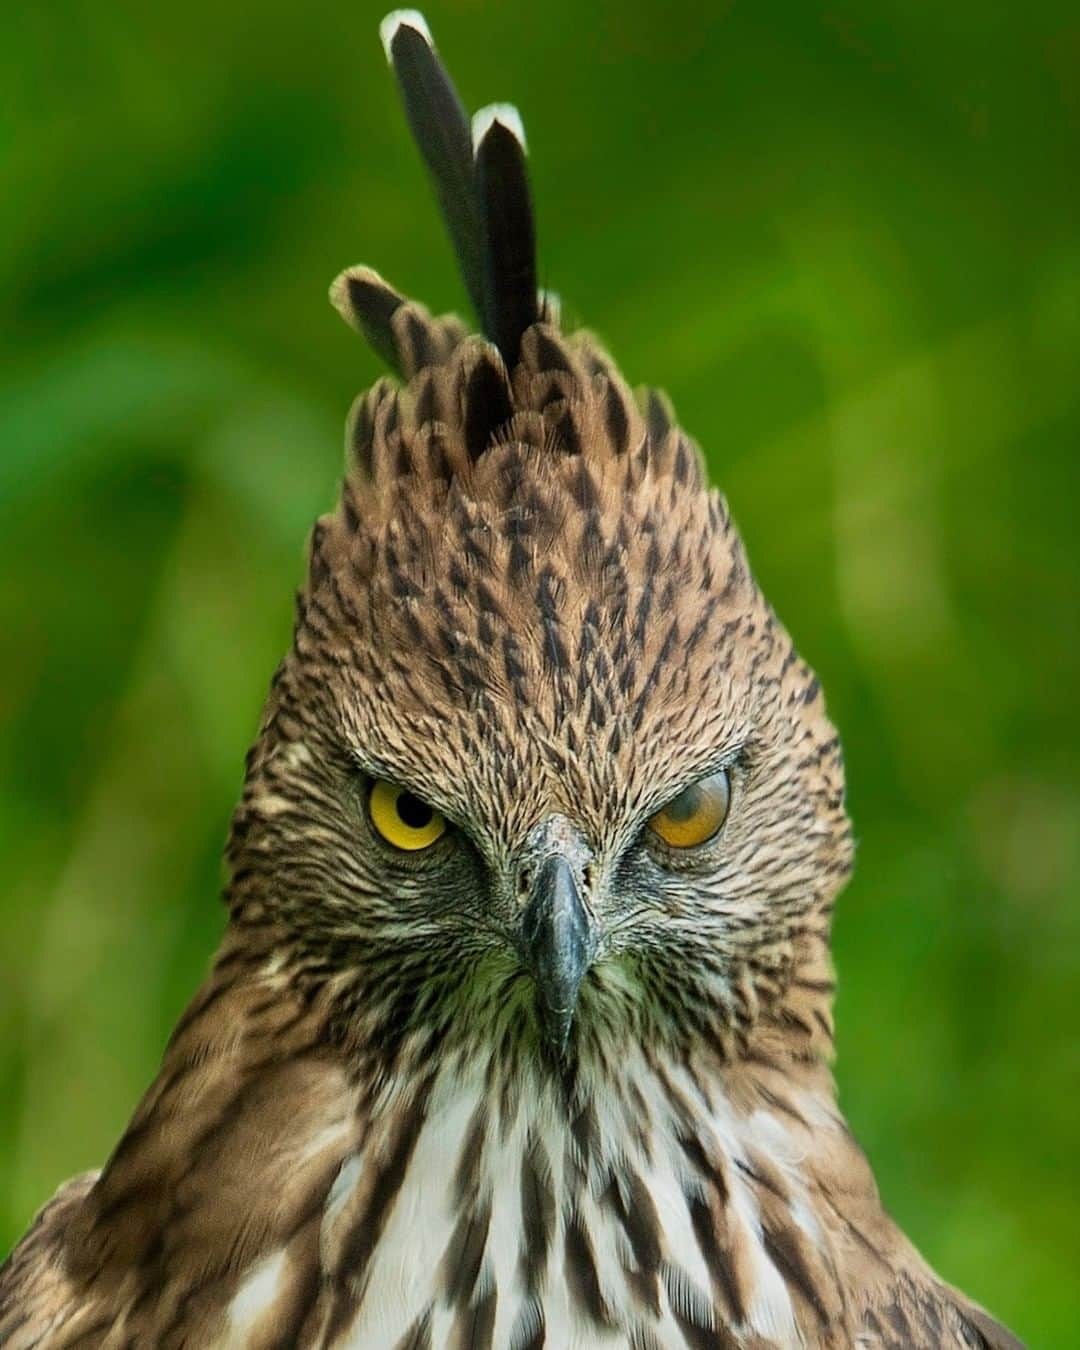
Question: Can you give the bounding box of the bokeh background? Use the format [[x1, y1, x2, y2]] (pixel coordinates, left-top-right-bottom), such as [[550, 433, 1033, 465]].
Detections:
[[2, 0, 1077, 1341]]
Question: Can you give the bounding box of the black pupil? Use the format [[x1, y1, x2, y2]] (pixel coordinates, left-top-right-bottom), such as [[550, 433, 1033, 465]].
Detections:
[[665, 784, 703, 823], [396, 791, 434, 830]]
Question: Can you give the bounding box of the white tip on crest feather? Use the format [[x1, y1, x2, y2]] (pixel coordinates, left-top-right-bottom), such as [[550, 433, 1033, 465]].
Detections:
[[379, 10, 435, 62], [538, 289, 562, 325], [471, 103, 528, 155]]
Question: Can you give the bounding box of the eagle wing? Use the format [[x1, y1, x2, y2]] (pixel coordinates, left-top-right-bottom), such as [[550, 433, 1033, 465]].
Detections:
[[858, 1273, 1026, 1350], [0, 1172, 103, 1349]]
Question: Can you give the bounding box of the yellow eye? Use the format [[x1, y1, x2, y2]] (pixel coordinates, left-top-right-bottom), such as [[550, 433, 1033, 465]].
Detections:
[[368, 780, 447, 851], [648, 770, 731, 849]]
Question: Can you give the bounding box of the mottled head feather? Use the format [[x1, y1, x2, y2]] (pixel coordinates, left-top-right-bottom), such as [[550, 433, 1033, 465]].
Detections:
[[231, 11, 853, 1070]]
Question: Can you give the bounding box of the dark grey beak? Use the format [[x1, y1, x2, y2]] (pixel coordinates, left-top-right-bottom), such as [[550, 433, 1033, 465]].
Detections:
[[520, 855, 596, 1057]]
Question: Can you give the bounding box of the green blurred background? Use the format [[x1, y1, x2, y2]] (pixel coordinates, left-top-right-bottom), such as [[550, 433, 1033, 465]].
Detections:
[[2, 0, 1077, 1341]]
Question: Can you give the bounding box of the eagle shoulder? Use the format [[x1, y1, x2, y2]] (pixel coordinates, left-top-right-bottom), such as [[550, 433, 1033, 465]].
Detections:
[[0, 1171, 102, 1349], [858, 1273, 1026, 1350]]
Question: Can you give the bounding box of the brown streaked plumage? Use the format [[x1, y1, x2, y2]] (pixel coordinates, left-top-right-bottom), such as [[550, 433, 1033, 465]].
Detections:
[[0, 10, 1023, 1349]]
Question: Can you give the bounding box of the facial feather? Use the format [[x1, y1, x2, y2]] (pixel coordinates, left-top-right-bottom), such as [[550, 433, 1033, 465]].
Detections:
[[224, 309, 851, 1079]]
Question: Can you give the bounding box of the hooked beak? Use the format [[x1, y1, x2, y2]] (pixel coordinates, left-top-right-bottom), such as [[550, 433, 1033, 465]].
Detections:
[[520, 855, 597, 1058]]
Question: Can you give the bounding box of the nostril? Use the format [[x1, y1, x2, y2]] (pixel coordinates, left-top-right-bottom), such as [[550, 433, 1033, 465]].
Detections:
[[517, 867, 531, 897], [582, 862, 595, 892]]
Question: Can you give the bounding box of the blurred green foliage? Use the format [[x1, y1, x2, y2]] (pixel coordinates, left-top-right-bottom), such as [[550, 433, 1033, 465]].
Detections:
[[1, 1, 1077, 1342]]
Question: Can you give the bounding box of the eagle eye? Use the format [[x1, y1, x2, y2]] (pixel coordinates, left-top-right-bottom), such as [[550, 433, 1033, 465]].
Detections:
[[368, 780, 447, 851], [648, 770, 731, 849]]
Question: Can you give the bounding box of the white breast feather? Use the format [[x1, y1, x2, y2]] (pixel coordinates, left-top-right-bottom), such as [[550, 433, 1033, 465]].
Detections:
[[224, 1053, 814, 1348]]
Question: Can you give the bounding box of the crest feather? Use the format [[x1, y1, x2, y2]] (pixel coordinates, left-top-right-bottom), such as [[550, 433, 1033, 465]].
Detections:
[[329, 15, 692, 499], [367, 12, 539, 365]]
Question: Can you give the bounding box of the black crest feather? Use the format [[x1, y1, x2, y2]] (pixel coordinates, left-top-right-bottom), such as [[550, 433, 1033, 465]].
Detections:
[[357, 11, 539, 369], [473, 106, 538, 366], [381, 12, 485, 323]]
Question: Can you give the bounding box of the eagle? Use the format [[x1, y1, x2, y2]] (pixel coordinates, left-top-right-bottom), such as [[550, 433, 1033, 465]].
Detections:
[[0, 11, 1024, 1349]]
